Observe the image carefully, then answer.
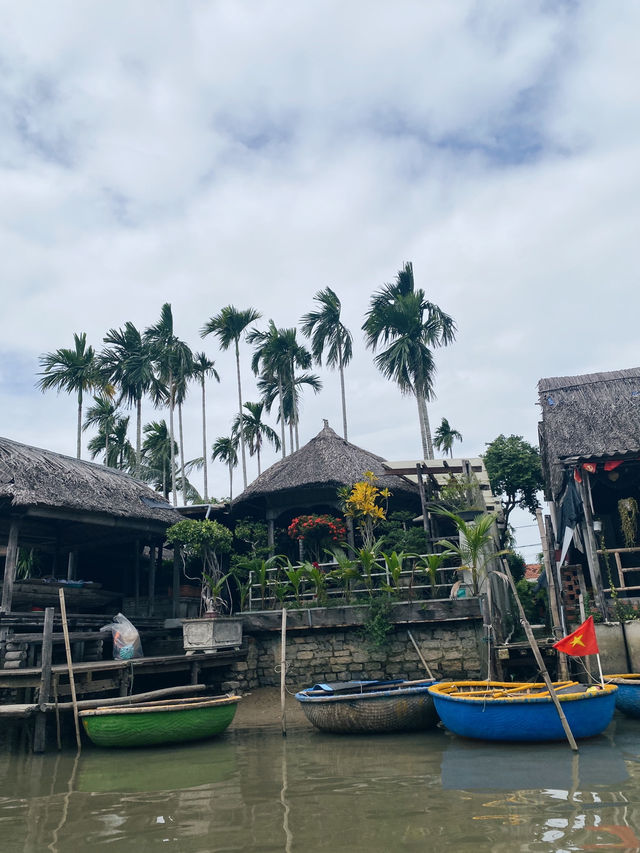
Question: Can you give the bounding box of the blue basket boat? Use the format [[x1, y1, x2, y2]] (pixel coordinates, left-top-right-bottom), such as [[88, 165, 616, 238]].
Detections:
[[428, 680, 617, 743], [607, 674, 640, 718], [295, 678, 439, 734]]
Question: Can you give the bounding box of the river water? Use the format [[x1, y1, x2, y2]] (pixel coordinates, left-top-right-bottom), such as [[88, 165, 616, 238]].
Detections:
[[2, 715, 640, 852]]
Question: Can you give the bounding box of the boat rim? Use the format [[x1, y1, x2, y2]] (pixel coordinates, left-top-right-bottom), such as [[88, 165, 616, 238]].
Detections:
[[295, 680, 435, 704], [428, 680, 618, 705], [79, 695, 240, 718]]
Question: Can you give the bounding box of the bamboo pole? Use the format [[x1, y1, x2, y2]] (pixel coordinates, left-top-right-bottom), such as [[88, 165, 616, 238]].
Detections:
[[58, 589, 81, 751], [280, 607, 287, 737], [407, 630, 434, 679], [501, 559, 578, 751], [537, 509, 569, 681]]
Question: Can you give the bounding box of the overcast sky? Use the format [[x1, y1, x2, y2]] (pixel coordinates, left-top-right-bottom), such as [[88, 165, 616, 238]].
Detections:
[[1, 1, 638, 561]]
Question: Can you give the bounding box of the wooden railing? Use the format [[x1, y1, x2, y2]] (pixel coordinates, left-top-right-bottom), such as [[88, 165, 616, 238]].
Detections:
[[597, 546, 640, 591]]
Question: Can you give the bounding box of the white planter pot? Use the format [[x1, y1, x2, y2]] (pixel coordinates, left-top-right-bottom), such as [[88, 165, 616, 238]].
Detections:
[[182, 617, 243, 653]]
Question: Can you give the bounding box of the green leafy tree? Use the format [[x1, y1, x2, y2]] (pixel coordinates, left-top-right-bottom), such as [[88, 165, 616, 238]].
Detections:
[[83, 392, 119, 465], [363, 262, 456, 459], [37, 332, 98, 459], [201, 306, 262, 490], [257, 370, 321, 455], [435, 508, 509, 595], [232, 401, 280, 476], [212, 435, 239, 506], [140, 420, 177, 498], [433, 417, 462, 458], [100, 322, 158, 475], [483, 434, 544, 543], [88, 415, 134, 470], [300, 286, 353, 440], [166, 518, 233, 612]]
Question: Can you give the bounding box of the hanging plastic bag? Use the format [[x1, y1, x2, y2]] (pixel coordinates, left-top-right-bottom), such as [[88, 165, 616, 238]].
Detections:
[[100, 612, 143, 660]]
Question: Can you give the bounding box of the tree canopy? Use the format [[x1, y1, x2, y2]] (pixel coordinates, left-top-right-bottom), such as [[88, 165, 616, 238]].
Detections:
[[483, 434, 544, 530]]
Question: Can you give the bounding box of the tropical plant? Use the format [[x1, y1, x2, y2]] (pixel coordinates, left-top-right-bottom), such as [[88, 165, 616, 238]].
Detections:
[[379, 550, 413, 595], [414, 551, 455, 598], [363, 262, 456, 459], [201, 306, 262, 490], [232, 401, 280, 476], [256, 369, 322, 454], [191, 352, 220, 501], [483, 434, 544, 544], [88, 415, 134, 470], [241, 555, 281, 609], [361, 599, 393, 648], [36, 332, 98, 458], [139, 420, 177, 498], [339, 471, 390, 550], [212, 435, 239, 507], [287, 514, 346, 562], [433, 417, 462, 458], [145, 304, 193, 505], [618, 498, 638, 549], [327, 549, 360, 603], [300, 286, 353, 440], [83, 392, 119, 465], [435, 508, 509, 595], [100, 321, 158, 475], [347, 540, 385, 597], [304, 562, 327, 605], [282, 559, 307, 607]]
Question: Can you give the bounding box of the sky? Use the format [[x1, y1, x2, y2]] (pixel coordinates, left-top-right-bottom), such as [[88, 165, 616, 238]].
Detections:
[[1, 1, 639, 564]]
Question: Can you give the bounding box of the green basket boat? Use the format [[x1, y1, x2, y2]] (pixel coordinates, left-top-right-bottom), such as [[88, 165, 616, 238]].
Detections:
[[80, 694, 240, 748]]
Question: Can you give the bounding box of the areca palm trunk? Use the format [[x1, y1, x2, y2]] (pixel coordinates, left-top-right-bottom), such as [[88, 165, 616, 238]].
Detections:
[[338, 340, 348, 441], [201, 377, 209, 500], [136, 397, 143, 477], [277, 375, 286, 458], [169, 372, 177, 506], [234, 340, 248, 490], [228, 462, 233, 507], [76, 391, 83, 459], [178, 402, 186, 501]]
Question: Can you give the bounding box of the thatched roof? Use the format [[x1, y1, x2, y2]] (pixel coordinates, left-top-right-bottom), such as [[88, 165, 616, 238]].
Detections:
[[0, 436, 180, 549], [233, 422, 418, 515], [537, 367, 640, 498]]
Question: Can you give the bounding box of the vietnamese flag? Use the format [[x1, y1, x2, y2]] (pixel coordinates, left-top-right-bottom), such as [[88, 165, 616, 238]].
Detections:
[[553, 616, 599, 656]]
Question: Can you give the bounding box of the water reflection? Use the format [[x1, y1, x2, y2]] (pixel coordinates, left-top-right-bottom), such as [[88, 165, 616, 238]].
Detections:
[[1, 719, 640, 851]]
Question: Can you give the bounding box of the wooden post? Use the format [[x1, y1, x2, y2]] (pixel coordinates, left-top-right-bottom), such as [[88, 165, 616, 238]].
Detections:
[[148, 543, 158, 617], [415, 464, 432, 552], [267, 514, 275, 557], [576, 475, 608, 615], [33, 607, 55, 753], [134, 540, 140, 614], [537, 510, 569, 681], [501, 559, 578, 751], [58, 589, 82, 751], [172, 547, 180, 618], [1, 519, 20, 613], [280, 608, 287, 737], [66, 551, 77, 581]]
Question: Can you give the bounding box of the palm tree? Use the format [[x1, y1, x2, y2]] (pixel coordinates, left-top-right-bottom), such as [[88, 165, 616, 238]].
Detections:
[[257, 370, 322, 454], [87, 415, 134, 470], [249, 322, 319, 455], [144, 304, 193, 505], [212, 435, 239, 507], [435, 509, 509, 596], [232, 401, 280, 476], [140, 420, 177, 499], [192, 352, 220, 501], [37, 332, 98, 459], [201, 306, 261, 491], [100, 322, 157, 476], [363, 262, 456, 459], [300, 286, 353, 440], [83, 393, 119, 465], [433, 418, 463, 458]]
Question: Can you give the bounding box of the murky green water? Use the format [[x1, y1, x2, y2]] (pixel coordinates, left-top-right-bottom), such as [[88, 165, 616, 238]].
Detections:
[[2, 716, 640, 852]]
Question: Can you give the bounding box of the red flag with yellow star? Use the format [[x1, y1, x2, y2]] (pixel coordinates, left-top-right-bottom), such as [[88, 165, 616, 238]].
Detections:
[[553, 616, 599, 656]]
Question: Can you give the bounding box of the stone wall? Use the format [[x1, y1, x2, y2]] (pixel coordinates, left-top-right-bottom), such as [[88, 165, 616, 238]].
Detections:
[[226, 620, 485, 693]]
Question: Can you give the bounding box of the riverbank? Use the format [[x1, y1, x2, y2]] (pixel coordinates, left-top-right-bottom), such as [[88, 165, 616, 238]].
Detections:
[[232, 686, 313, 731]]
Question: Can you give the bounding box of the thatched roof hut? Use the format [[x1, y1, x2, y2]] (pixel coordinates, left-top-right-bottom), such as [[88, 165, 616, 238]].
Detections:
[[538, 367, 640, 499], [233, 421, 419, 522], [0, 436, 180, 550]]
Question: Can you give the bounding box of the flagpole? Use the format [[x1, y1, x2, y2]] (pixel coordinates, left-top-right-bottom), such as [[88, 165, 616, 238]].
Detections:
[[596, 653, 605, 688], [500, 559, 579, 752]]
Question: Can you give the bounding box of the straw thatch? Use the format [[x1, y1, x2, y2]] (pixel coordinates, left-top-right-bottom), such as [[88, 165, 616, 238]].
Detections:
[[0, 436, 180, 548], [233, 422, 418, 515], [537, 367, 640, 498]]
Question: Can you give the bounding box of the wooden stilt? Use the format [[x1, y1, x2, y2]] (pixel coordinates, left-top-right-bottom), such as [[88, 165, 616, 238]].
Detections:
[[281, 608, 287, 737], [33, 607, 54, 753]]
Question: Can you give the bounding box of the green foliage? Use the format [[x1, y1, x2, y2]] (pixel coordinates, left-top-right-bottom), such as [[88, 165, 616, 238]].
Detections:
[[166, 518, 232, 580], [483, 435, 544, 532], [435, 508, 509, 595], [378, 511, 428, 554], [361, 599, 394, 649], [618, 498, 638, 548], [515, 578, 548, 625], [304, 562, 328, 605], [232, 518, 270, 565], [414, 550, 455, 597], [437, 473, 482, 511], [282, 559, 307, 607], [327, 550, 361, 603], [505, 551, 527, 584]]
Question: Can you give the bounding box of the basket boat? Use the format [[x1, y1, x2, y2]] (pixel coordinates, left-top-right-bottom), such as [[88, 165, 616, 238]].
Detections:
[[80, 694, 240, 748], [607, 674, 640, 718], [295, 678, 438, 734], [428, 680, 617, 743]]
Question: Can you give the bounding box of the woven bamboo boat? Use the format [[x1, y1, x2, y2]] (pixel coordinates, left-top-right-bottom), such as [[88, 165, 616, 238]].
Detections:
[[295, 678, 438, 734], [607, 674, 640, 718], [80, 694, 240, 748], [428, 680, 617, 742]]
